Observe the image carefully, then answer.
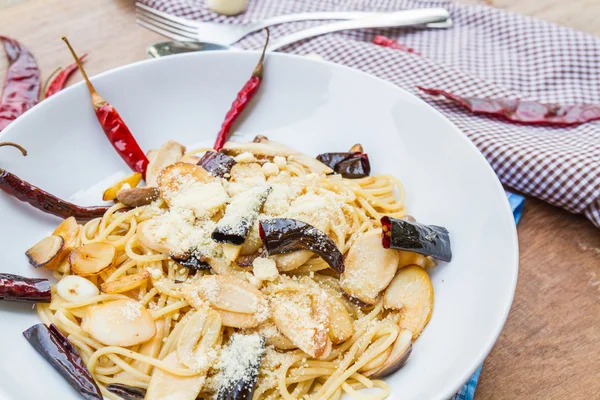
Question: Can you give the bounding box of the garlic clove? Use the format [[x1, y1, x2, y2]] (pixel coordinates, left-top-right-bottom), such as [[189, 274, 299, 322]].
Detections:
[[56, 275, 100, 303], [69, 242, 116, 277], [82, 299, 156, 346]]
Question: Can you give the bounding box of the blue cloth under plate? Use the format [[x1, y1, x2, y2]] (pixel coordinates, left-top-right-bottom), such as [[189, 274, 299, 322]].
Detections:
[[451, 191, 524, 400]]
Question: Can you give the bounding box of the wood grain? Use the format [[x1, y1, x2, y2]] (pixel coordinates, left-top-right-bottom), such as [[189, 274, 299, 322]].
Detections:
[[1, 1, 599, 399]]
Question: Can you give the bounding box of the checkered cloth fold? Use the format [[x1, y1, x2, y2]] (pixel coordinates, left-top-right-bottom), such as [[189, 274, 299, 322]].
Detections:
[[142, 0, 600, 228]]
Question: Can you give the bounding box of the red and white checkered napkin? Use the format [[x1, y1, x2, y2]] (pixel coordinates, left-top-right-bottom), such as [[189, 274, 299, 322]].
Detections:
[[143, 0, 600, 228]]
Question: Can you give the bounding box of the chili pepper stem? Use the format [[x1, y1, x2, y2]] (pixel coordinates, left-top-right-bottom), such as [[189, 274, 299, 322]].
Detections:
[[41, 67, 62, 100], [0, 142, 28, 157], [61, 37, 105, 108], [252, 28, 270, 78]]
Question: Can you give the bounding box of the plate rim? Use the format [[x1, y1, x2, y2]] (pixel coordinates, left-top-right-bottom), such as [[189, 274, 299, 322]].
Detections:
[[0, 50, 519, 400]]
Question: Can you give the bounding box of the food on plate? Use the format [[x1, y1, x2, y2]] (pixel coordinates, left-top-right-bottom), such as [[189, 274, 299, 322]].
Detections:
[[0, 33, 452, 399], [9, 136, 450, 400]]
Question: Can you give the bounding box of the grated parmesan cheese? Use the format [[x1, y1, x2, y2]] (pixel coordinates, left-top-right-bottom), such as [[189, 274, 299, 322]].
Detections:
[[273, 156, 287, 168], [261, 162, 279, 176], [252, 258, 279, 281], [234, 152, 256, 163], [217, 333, 265, 393], [121, 300, 143, 321]]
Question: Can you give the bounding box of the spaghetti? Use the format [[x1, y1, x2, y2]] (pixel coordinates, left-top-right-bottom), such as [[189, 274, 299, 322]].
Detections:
[[35, 139, 437, 400]]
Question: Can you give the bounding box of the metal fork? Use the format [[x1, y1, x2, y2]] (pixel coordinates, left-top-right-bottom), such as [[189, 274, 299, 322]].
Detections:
[[135, 2, 449, 46]]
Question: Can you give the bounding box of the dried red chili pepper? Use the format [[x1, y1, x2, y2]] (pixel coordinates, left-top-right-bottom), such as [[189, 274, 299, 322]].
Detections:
[[418, 87, 600, 126], [62, 38, 149, 176], [0, 142, 109, 221], [372, 35, 419, 55], [44, 54, 87, 99], [0, 36, 41, 132], [213, 29, 270, 152]]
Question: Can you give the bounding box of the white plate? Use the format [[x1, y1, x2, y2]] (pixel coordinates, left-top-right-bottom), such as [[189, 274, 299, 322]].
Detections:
[[0, 51, 518, 400]]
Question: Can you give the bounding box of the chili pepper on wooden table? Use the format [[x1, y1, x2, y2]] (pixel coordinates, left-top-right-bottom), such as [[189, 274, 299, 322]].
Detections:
[[0, 142, 109, 221], [0, 36, 41, 132], [213, 29, 270, 151], [44, 54, 87, 99], [62, 38, 149, 176], [418, 87, 600, 126]]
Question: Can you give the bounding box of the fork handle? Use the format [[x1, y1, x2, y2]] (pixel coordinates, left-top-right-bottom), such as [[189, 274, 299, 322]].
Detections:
[[267, 8, 450, 51], [246, 11, 381, 32]]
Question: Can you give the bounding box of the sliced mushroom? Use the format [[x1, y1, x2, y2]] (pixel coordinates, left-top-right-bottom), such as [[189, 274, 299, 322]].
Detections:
[[100, 271, 150, 294], [349, 143, 363, 153], [240, 221, 262, 256], [146, 140, 186, 187], [383, 265, 434, 339], [327, 296, 354, 344], [397, 250, 427, 269], [340, 229, 399, 304], [360, 346, 392, 373], [137, 219, 170, 254], [182, 275, 268, 328], [370, 329, 413, 378], [259, 321, 297, 350], [226, 163, 266, 197], [82, 299, 156, 346], [157, 162, 213, 204], [271, 289, 329, 358], [222, 244, 242, 263], [222, 141, 296, 158], [218, 310, 263, 329], [56, 275, 100, 303], [272, 251, 313, 272], [102, 172, 143, 201], [69, 242, 116, 277], [25, 235, 64, 269], [126, 319, 165, 376], [253, 135, 269, 143], [181, 154, 201, 165], [288, 153, 334, 175], [116, 187, 160, 207], [145, 352, 205, 400], [316, 337, 333, 360], [177, 309, 221, 370], [51, 217, 81, 270]]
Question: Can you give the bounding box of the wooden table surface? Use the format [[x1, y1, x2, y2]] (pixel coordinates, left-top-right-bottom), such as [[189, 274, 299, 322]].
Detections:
[[1, 0, 599, 399]]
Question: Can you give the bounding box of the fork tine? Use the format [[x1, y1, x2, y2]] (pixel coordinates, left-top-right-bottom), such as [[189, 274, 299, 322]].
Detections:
[[136, 18, 197, 42], [137, 8, 199, 35], [135, 2, 200, 30]]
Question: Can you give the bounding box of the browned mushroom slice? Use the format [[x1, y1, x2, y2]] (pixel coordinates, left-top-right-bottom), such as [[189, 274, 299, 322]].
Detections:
[[145, 352, 205, 400], [383, 265, 434, 339], [182, 275, 268, 329], [116, 187, 160, 207], [360, 346, 392, 374], [69, 242, 116, 277], [271, 289, 329, 358], [340, 229, 399, 304], [25, 235, 64, 269], [370, 329, 413, 378], [272, 251, 313, 272], [146, 140, 186, 187], [157, 162, 213, 204], [81, 300, 156, 346], [100, 271, 150, 294], [137, 219, 170, 254], [177, 309, 222, 370], [102, 172, 143, 201], [327, 296, 354, 344], [51, 217, 82, 271], [397, 250, 427, 269]]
